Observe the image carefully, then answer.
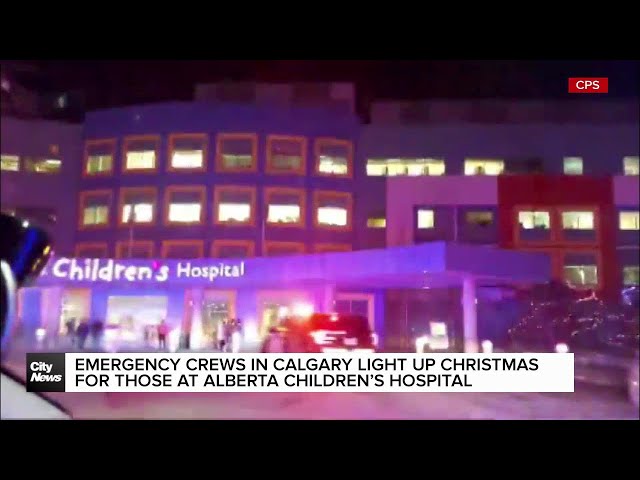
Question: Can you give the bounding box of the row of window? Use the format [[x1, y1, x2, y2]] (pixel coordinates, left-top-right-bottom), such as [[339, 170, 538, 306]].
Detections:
[[564, 265, 639, 288], [79, 186, 354, 230], [74, 240, 352, 260], [5, 147, 638, 180], [388, 209, 640, 231], [75, 135, 354, 178], [366, 156, 640, 177], [1, 155, 62, 173]]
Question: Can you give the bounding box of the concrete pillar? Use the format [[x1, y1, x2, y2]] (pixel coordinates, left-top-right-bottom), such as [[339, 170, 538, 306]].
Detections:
[[321, 284, 336, 313], [461, 276, 479, 353], [189, 288, 205, 350]]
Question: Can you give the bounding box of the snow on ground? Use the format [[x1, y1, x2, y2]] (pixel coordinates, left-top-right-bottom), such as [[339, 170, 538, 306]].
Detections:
[[3, 356, 638, 420]]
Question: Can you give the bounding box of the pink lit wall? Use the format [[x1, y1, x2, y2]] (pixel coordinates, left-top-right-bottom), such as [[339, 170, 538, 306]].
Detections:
[[613, 176, 640, 206], [385, 176, 498, 247]]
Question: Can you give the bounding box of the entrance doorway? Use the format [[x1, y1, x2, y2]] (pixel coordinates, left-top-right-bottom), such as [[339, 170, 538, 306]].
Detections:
[[59, 289, 91, 334], [106, 295, 168, 346], [200, 290, 236, 348]]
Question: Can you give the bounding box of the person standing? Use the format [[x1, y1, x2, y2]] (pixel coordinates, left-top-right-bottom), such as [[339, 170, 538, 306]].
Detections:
[[217, 318, 227, 351], [157, 320, 168, 350]]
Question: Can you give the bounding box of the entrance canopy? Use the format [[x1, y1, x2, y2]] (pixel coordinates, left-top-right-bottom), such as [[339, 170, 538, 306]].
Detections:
[[34, 242, 551, 291]]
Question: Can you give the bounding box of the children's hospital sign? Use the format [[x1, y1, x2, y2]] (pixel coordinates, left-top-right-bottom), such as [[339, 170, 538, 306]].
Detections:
[[38, 258, 246, 284]]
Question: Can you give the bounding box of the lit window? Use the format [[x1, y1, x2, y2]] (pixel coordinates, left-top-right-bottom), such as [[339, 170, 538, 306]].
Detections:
[[218, 134, 256, 171], [317, 207, 347, 227], [366, 159, 445, 176], [82, 206, 108, 226], [561, 211, 594, 230], [518, 211, 550, 229], [417, 209, 434, 229], [316, 139, 351, 176], [219, 203, 251, 223], [563, 157, 583, 175], [168, 203, 202, 223], [171, 150, 203, 169], [623, 156, 639, 176], [1, 155, 19, 171], [619, 211, 640, 230], [318, 156, 348, 175], [122, 203, 153, 223], [564, 265, 598, 287], [25, 158, 61, 174], [267, 205, 301, 224], [466, 211, 493, 226], [223, 154, 253, 169], [267, 136, 305, 174], [367, 217, 386, 228], [464, 159, 504, 176], [623, 266, 639, 286], [126, 151, 155, 170], [87, 155, 112, 174]]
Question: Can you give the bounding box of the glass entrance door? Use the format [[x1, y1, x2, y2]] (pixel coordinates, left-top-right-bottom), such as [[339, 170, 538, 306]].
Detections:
[[202, 299, 230, 348]]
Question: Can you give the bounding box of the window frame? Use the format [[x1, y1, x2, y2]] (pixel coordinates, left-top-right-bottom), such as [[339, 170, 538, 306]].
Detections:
[[312, 190, 353, 231], [264, 186, 306, 228], [264, 241, 306, 256], [557, 206, 600, 245], [167, 133, 208, 173], [465, 210, 494, 226], [83, 138, 116, 177], [563, 156, 584, 175], [75, 242, 109, 258], [623, 156, 639, 176], [115, 240, 155, 259], [561, 250, 601, 289], [314, 137, 353, 179], [464, 158, 505, 176], [24, 157, 62, 174], [1, 154, 20, 172], [122, 135, 160, 174], [416, 208, 435, 230], [163, 185, 206, 226], [161, 240, 205, 259], [560, 210, 595, 231], [619, 211, 640, 230], [211, 239, 256, 258], [623, 265, 640, 286], [266, 134, 307, 176], [117, 186, 158, 227], [215, 133, 258, 173], [78, 189, 113, 230], [366, 217, 386, 228], [213, 185, 257, 227]]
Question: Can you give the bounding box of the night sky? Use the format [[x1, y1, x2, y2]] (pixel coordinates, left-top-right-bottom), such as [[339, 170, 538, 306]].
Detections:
[[15, 60, 640, 116]]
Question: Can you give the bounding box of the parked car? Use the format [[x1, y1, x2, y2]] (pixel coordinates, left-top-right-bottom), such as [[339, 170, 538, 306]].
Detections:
[[261, 312, 377, 353]]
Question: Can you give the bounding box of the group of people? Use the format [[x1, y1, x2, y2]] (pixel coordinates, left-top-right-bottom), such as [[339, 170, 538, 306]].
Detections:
[[215, 318, 243, 352], [64, 318, 104, 349]]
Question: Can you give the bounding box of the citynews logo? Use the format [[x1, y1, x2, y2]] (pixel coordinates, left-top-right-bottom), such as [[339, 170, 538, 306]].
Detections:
[[26, 353, 66, 392], [568, 77, 609, 94]]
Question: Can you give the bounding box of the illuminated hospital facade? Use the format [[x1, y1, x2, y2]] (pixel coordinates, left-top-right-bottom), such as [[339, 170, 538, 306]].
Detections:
[[1, 82, 638, 351]]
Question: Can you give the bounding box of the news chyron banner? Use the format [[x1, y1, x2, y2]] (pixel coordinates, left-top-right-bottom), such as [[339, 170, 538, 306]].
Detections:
[[26, 352, 574, 393]]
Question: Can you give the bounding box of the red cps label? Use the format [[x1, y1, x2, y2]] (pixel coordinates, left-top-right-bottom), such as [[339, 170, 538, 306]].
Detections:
[[568, 78, 609, 93]]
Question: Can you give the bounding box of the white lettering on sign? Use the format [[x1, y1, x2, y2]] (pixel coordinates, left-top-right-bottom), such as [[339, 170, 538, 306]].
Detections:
[[40, 258, 246, 283], [176, 262, 245, 281]]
